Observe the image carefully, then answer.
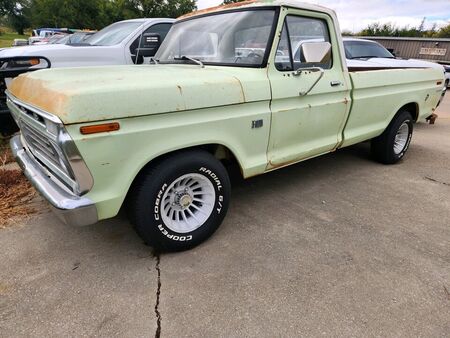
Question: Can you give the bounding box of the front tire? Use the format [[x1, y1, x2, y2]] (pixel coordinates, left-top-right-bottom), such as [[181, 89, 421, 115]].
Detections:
[[371, 110, 413, 164], [129, 150, 231, 252]]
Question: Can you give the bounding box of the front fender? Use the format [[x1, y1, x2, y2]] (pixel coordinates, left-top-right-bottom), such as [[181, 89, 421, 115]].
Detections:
[[66, 102, 271, 220]]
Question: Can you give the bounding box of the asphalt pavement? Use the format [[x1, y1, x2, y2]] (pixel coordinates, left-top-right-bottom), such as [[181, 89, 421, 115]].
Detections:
[[1, 94, 449, 337]]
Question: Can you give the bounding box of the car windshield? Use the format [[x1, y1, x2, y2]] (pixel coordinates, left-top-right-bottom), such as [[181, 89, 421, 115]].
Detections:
[[344, 40, 394, 59], [156, 9, 276, 67], [50, 35, 69, 44], [85, 21, 143, 46], [47, 35, 65, 44], [70, 33, 92, 44]]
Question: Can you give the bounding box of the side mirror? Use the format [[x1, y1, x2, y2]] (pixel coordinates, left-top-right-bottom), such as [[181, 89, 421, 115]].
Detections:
[[137, 33, 161, 57], [300, 42, 331, 64]]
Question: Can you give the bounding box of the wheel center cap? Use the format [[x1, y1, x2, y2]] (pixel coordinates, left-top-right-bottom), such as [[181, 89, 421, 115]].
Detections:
[[179, 194, 193, 208]]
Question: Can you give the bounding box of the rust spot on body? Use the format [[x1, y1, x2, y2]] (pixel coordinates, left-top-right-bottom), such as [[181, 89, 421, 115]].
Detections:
[[9, 75, 70, 117], [268, 157, 302, 170], [232, 76, 246, 103], [179, 0, 258, 19]]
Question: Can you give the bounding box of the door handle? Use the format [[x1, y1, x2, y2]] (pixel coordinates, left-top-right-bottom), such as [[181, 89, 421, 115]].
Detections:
[[330, 80, 342, 87]]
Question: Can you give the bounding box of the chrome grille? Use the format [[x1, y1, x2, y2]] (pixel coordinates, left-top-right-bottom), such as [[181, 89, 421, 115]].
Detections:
[[18, 105, 46, 125], [21, 123, 61, 169], [7, 91, 94, 196], [8, 96, 78, 193]]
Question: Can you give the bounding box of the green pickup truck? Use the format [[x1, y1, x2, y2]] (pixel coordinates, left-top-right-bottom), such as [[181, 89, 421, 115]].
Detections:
[[8, 0, 445, 251]]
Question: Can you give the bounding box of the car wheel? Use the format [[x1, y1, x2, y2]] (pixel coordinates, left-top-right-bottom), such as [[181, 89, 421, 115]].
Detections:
[[129, 150, 231, 252], [371, 110, 413, 164]]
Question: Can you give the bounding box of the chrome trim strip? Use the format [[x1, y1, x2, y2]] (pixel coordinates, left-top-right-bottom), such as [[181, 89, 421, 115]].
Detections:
[[6, 90, 62, 124], [10, 135, 98, 226]]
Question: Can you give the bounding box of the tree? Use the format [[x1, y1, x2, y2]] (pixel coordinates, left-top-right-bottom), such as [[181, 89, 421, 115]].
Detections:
[[358, 19, 450, 39], [30, 0, 196, 29], [0, 0, 15, 17], [139, 0, 196, 18], [3, 0, 196, 32], [30, 0, 107, 29], [0, 0, 31, 34], [8, 5, 31, 35], [435, 24, 450, 38]]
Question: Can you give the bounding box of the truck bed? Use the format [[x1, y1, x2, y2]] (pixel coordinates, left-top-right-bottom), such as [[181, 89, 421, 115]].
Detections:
[[341, 67, 444, 147]]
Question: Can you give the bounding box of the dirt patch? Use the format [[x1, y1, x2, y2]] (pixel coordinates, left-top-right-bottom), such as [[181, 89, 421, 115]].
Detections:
[[0, 168, 37, 228], [0, 137, 14, 165]]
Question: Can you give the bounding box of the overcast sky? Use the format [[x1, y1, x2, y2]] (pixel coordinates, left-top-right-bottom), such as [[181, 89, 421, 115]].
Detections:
[[196, 0, 450, 33]]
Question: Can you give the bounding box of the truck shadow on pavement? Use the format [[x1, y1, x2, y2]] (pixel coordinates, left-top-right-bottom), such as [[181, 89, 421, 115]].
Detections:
[[64, 142, 375, 251]]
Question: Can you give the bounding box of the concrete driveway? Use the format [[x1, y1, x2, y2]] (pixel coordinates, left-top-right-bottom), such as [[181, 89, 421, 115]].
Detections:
[[1, 95, 449, 337]]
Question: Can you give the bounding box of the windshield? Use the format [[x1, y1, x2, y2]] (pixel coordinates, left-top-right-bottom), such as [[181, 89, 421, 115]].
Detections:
[[344, 40, 394, 59], [85, 21, 143, 46], [47, 35, 66, 44], [156, 9, 276, 67], [70, 33, 92, 44]]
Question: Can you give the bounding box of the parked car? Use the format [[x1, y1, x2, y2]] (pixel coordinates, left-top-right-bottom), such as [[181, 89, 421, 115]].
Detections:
[[343, 38, 448, 86], [8, 1, 444, 251], [33, 34, 69, 45], [0, 18, 174, 135], [56, 32, 96, 45], [34, 32, 96, 46], [443, 64, 450, 88], [12, 39, 28, 47], [29, 29, 60, 44]]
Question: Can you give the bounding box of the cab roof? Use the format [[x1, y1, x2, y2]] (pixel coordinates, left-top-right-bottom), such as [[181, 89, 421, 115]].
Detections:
[[178, 0, 337, 20]]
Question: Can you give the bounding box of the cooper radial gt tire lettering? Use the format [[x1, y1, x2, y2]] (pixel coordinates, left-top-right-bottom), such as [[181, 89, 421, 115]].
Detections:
[[371, 110, 414, 164], [129, 150, 231, 252]]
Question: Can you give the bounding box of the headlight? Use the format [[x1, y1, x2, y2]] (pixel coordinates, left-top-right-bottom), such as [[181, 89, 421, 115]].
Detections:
[[9, 58, 40, 67]]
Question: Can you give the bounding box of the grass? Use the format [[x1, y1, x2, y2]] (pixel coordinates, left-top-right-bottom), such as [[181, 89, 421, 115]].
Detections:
[[0, 28, 29, 48]]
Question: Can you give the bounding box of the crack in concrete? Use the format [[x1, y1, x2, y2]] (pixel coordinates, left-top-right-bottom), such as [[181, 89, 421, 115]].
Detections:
[[424, 176, 450, 186], [153, 251, 162, 338]]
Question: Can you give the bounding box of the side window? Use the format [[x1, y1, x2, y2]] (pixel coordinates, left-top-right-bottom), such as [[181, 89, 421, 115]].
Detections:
[[130, 23, 172, 56], [274, 22, 293, 71], [275, 15, 332, 71], [146, 23, 172, 43]]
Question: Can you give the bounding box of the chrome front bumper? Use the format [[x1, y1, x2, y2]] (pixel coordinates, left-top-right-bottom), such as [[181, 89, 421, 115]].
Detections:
[[10, 135, 98, 226]]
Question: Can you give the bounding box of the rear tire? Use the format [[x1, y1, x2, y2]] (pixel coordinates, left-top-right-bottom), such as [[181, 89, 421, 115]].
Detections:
[[129, 150, 231, 252], [371, 110, 413, 164]]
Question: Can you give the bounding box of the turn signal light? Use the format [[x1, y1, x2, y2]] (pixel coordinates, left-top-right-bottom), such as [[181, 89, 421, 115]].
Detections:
[[80, 122, 120, 135]]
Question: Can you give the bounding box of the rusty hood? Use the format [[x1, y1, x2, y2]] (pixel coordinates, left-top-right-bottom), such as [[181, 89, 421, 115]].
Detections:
[[9, 64, 268, 124]]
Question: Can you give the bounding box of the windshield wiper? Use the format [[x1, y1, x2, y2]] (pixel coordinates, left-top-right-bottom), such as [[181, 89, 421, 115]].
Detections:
[[349, 55, 378, 59], [349, 55, 394, 59], [174, 55, 204, 68]]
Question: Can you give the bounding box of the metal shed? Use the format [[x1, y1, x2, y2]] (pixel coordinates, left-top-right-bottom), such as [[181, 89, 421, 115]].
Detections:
[[354, 37, 450, 64]]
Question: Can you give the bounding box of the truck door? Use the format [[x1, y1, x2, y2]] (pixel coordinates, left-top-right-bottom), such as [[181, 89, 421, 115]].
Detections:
[[267, 11, 351, 168]]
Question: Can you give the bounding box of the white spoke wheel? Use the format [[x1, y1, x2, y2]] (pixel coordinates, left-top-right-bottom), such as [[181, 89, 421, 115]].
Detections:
[[161, 173, 216, 233], [393, 122, 410, 155], [129, 150, 231, 252], [371, 110, 413, 164]]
